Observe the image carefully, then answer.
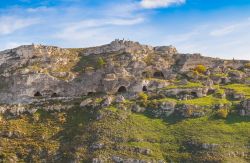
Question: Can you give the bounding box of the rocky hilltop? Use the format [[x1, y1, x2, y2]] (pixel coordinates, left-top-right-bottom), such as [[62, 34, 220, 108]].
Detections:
[[0, 40, 250, 163], [0, 39, 247, 104]]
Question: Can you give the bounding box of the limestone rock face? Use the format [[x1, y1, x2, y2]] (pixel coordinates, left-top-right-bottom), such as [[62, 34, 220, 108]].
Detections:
[[84, 39, 154, 55], [154, 45, 178, 55], [0, 40, 248, 104]]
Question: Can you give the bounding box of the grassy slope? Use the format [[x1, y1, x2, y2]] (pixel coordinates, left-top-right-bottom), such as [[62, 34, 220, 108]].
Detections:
[[223, 84, 250, 98], [0, 82, 250, 162], [0, 104, 249, 162], [93, 107, 250, 162]]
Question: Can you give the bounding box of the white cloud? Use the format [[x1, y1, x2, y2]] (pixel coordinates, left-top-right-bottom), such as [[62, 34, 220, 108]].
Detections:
[[140, 0, 186, 9], [0, 16, 39, 35]]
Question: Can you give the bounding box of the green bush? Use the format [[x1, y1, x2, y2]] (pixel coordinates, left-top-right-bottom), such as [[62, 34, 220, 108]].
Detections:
[[217, 109, 228, 119], [138, 92, 148, 103], [97, 57, 106, 68], [194, 65, 207, 74]]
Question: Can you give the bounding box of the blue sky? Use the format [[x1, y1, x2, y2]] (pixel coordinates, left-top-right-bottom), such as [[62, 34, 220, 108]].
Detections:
[[0, 0, 250, 59]]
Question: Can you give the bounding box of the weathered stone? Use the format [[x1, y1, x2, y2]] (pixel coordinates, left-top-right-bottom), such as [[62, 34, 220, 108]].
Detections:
[[233, 93, 245, 101], [115, 95, 125, 103], [102, 96, 113, 107], [0, 40, 246, 105], [132, 105, 145, 113], [240, 99, 250, 116], [80, 98, 93, 107], [91, 143, 104, 150]]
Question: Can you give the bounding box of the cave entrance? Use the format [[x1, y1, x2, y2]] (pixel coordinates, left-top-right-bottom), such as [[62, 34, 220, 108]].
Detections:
[[51, 93, 58, 97], [88, 92, 94, 96], [117, 86, 127, 93], [191, 92, 198, 98], [34, 91, 42, 97], [153, 71, 164, 79], [143, 86, 148, 92]]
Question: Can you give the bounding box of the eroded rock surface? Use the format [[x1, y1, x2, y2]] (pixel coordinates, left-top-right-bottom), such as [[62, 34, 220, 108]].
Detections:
[[0, 40, 248, 105]]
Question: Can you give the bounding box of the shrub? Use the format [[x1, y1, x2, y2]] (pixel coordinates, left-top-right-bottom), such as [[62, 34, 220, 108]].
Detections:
[[144, 54, 154, 65], [194, 65, 207, 74], [148, 99, 158, 108], [97, 57, 106, 68], [245, 63, 250, 69], [217, 109, 228, 119], [138, 92, 148, 103]]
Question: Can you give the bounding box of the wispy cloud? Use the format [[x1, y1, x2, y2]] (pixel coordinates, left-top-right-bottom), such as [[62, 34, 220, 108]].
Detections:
[[0, 16, 39, 35], [54, 17, 144, 41], [210, 19, 250, 36], [140, 0, 186, 9]]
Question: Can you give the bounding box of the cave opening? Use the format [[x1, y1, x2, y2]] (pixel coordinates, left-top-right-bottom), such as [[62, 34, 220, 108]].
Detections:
[[34, 91, 42, 97], [153, 71, 164, 78], [51, 93, 58, 97], [87, 92, 94, 96], [117, 86, 127, 93], [191, 92, 198, 98]]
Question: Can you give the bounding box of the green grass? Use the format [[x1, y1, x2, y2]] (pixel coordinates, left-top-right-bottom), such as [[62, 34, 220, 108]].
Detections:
[[211, 73, 228, 78], [91, 109, 250, 162], [179, 95, 231, 106], [151, 95, 230, 107], [223, 84, 250, 97], [164, 82, 203, 90]]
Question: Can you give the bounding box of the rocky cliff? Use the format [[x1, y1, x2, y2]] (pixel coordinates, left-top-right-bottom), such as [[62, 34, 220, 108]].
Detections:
[[0, 40, 247, 104], [0, 40, 250, 163]]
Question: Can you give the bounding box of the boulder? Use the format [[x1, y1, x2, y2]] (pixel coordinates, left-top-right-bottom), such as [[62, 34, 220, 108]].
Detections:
[[240, 99, 250, 116], [91, 143, 104, 150], [80, 98, 93, 107], [102, 96, 113, 107], [132, 105, 145, 113], [115, 95, 125, 103], [228, 70, 244, 82], [178, 104, 205, 118], [233, 93, 245, 101], [151, 101, 176, 118]]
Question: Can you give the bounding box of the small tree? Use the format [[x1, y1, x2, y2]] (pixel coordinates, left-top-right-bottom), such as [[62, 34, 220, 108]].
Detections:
[[194, 64, 207, 74], [217, 109, 228, 119]]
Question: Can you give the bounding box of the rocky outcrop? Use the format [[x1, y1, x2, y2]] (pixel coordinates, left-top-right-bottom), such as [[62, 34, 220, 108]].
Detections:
[[0, 40, 248, 104], [240, 99, 250, 116], [160, 87, 208, 99], [147, 101, 176, 118], [84, 39, 154, 56]]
